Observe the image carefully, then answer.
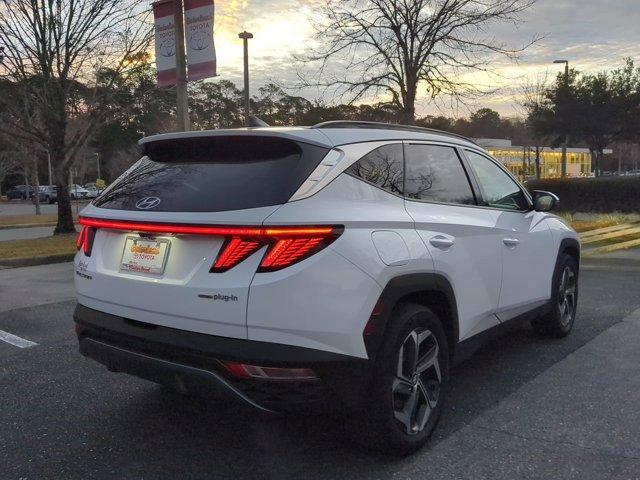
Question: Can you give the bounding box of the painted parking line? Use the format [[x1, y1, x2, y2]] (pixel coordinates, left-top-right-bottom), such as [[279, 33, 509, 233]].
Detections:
[[0, 329, 38, 348]]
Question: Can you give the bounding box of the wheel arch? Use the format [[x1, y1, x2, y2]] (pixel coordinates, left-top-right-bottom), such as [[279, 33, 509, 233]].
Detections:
[[559, 237, 580, 269], [548, 236, 580, 298], [366, 273, 459, 361]]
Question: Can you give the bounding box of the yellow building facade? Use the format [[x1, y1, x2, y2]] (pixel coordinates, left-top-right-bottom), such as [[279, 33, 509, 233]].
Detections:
[[479, 139, 606, 180]]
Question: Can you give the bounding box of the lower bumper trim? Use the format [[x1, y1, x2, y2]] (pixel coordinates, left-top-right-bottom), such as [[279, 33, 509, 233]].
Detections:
[[80, 337, 273, 412]]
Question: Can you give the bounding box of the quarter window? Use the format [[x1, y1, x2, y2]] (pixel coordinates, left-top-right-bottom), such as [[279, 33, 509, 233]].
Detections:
[[345, 144, 404, 195], [404, 144, 475, 205], [464, 150, 529, 211]]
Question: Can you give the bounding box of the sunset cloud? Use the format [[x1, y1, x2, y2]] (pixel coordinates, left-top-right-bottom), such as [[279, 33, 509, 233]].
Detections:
[[204, 0, 640, 117]]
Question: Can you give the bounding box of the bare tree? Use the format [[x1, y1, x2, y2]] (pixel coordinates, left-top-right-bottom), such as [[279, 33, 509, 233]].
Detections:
[[519, 72, 552, 179], [0, 0, 152, 233], [0, 151, 20, 195], [299, 0, 539, 124]]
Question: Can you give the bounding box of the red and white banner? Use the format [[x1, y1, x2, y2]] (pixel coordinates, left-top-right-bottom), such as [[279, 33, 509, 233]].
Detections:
[[184, 0, 217, 81], [153, 0, 178, 87]]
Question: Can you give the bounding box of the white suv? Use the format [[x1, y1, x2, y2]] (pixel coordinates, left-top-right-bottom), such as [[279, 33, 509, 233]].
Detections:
[[74, 122, 579, 453]]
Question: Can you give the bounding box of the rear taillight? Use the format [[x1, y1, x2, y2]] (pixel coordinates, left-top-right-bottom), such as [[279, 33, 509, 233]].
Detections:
[[211, 226, 340, 273], [221, 361, 318, 381], [78, 217, 342, 272], [76, 226, 95, 256]]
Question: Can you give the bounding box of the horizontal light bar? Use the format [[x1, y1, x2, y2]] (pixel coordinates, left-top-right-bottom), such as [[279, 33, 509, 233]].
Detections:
[[78, 217, 335, 238]]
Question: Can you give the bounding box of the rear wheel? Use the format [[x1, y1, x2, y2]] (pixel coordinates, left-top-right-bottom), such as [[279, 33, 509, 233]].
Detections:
[[532, 253, 578, 338], [361, 303, 449, 455]]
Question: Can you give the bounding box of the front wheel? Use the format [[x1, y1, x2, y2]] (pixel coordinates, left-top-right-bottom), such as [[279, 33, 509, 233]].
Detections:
[[361, 303, 449, 455], [532, 253, 579, 338]]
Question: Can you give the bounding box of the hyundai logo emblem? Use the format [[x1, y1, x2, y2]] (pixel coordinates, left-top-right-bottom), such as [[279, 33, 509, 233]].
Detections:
[[135, 197, 161, 210]]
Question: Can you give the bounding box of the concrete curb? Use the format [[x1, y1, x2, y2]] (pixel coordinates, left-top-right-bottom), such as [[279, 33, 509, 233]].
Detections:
[[0, 223, 57, 230]]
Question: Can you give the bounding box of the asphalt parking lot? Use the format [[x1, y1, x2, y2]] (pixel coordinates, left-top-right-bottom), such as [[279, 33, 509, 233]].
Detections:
[[1, 261, 640, 479]]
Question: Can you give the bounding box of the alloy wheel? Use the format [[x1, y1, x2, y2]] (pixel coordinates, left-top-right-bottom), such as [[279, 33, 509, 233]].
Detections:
[[392, 328, 441, 435], [558, 266, 577, 327]]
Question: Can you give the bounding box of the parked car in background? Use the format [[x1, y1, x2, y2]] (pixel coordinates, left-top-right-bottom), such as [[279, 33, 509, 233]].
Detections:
[[70, 184, 90, 200], [6, 185, 35, 200], [83, 183, 103, 199], [37, 185, 58, 204]]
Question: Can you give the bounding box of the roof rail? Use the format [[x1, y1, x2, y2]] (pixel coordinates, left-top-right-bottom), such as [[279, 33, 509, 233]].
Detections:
[[311, 120, 478, 145]]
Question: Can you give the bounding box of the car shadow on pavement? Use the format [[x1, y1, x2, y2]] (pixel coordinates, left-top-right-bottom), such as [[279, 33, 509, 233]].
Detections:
[[75, 319, 590, 479]]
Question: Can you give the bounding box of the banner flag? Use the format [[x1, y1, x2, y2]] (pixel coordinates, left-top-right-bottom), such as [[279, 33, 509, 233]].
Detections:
[[184, 0, 217, 81], [153, 0, 178, 87]]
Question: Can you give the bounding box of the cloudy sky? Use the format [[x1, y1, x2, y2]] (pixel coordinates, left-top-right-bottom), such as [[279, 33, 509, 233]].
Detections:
[[207, 0, 640, 117]]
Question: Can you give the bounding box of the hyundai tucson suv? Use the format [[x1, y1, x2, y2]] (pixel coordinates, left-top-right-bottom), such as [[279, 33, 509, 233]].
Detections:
[[73, 121, 579, 453]]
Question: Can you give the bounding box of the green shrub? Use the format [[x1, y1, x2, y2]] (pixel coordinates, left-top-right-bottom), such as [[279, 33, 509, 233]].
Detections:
[[526, 176, 640, 213]]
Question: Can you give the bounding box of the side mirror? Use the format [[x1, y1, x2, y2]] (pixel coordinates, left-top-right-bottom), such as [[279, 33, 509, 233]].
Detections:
[[532, 190, 559, 212]]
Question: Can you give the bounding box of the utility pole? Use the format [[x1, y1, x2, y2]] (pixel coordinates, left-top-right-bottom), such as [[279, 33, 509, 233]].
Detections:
[[175, 0, 190, 131], [554, 59, 569, 178], [239, 31, 254, 126]]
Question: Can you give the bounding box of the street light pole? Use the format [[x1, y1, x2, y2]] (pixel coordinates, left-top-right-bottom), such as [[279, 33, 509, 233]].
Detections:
[[175, 0, 190, 131], [238, 31, 254, 126], [554, 59, 569, 178]]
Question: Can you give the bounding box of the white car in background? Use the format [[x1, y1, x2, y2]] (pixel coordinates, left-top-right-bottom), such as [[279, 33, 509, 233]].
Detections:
[[69, 184, 90, 200], [73, 121, 580, 454], [83, 183, 103, 199]]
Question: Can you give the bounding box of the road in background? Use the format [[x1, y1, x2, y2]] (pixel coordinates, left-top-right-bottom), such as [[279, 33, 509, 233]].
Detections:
[[1, 261, 639, 479], [0, 200, 89, 217], [0, 226, 55, 241]]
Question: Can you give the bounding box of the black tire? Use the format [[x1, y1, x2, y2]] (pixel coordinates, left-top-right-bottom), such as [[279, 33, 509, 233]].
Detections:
[[531, 253, 579, 338], [360, 302, 449, 455]]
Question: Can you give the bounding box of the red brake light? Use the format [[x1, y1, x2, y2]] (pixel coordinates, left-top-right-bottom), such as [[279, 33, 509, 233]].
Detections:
[[212, 237, 262, 272], [78, 217, 342, 272], [76, 226, 95, 256], [76, 226, 87, 250], [260, 237, 324, 270]]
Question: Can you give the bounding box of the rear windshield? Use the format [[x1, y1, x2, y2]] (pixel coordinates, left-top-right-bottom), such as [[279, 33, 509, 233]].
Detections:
[[93, 136, 329, 212]]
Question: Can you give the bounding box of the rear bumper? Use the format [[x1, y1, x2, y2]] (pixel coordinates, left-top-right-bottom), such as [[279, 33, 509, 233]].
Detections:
[[74, 304, 372, 411]]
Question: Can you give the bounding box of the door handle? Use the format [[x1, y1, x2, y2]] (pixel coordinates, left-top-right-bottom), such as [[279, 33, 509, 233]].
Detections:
[[429, 236, 455, 249], [503, 237, 520, 247]]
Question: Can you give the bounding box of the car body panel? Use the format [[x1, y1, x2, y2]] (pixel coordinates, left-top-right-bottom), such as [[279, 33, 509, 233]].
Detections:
[[75, 204, 285, 340], [75, 127, 580, 364], [494, 210, 556, 320], [404, 200, 502, 341]]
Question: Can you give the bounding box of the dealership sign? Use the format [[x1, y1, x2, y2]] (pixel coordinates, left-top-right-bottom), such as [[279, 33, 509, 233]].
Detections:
[[152, 0, 177, 87], [152, 0, 217, 87], [185, 0, 217, 80]]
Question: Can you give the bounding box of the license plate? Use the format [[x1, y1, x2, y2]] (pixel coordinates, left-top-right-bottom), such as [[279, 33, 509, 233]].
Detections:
[[120, 236, 171, 275]]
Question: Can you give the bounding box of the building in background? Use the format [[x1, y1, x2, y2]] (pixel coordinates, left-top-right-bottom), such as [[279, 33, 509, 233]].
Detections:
[[476, 139, 611, 180]]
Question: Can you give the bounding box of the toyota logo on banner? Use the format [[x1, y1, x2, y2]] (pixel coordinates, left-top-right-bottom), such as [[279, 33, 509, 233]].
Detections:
[[136, 197, 161, 210]]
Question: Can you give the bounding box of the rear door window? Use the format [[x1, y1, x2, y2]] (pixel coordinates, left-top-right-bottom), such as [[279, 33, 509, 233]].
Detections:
[[404, 144, 476, 205], [93, 136, 329, 212]]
